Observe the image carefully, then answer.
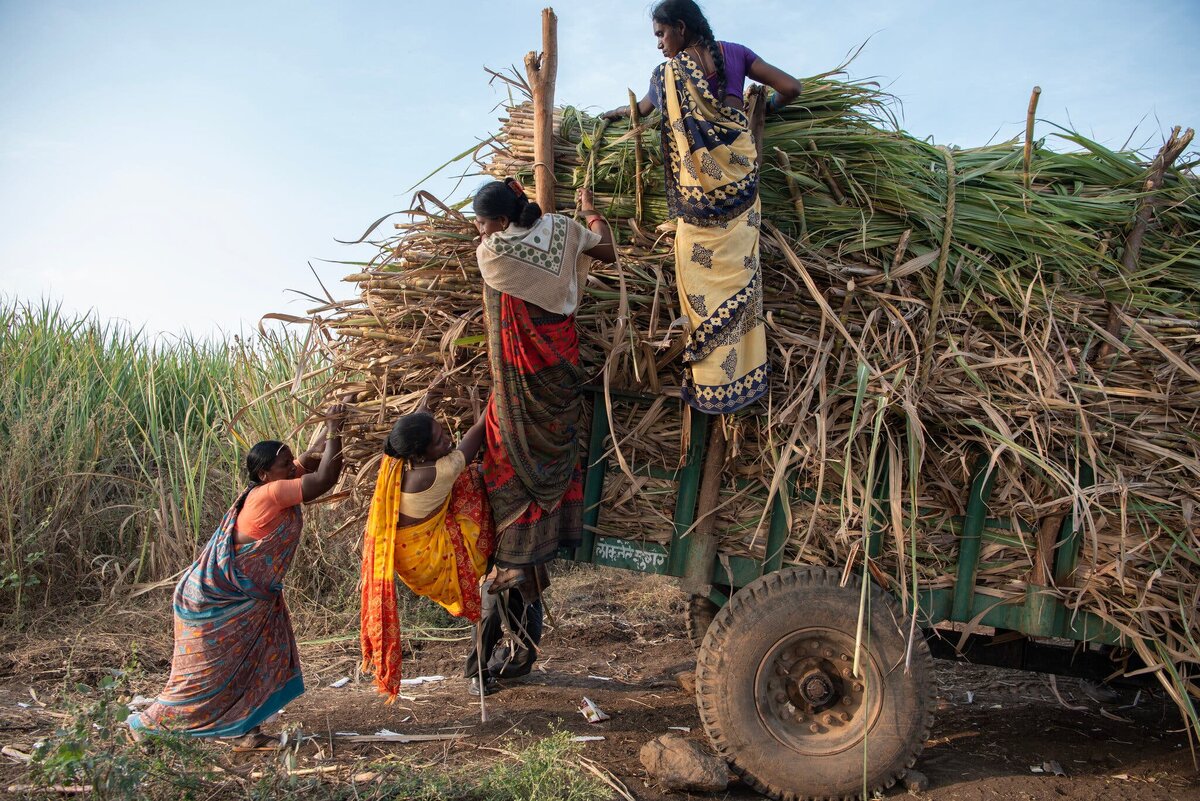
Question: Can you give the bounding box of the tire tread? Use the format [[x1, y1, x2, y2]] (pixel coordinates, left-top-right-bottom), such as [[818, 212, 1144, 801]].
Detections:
[[695, 566, 935, 801]]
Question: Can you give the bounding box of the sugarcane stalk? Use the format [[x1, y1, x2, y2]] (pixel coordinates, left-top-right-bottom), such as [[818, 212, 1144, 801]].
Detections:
[[629, 88, 644, 223], [773, 147, 807, 240], [806, 139, 846, 205], [1023, 85, 1041, 200], [918, 148, 957, 388]]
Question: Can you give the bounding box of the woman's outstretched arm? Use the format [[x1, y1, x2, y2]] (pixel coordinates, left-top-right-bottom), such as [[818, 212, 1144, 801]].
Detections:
[[300, 404, 345, 501], [579, 188, 616, 264], [748, 59, 802, 111], [600, 92, 656, 121], [456, 416, 488, 463]]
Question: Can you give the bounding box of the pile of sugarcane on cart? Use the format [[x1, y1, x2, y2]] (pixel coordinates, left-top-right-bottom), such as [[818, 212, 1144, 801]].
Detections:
[[290, 11, 1199, 800]]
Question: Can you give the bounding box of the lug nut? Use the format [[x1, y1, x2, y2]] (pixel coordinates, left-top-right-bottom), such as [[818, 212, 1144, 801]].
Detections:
[[853, 683, 864, 693], [775, 692, 786, 703], [823, 649, 834, 658], [809, 723, 820, 733], [824, 714, 837, 725], [840, 712, 852, 722], [841, 668, 852, 677], [840, 653, 851, 662], [842, 696, 853, 706]]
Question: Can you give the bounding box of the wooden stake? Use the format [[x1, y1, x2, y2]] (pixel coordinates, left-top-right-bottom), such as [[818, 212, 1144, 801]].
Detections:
[[475, 618, 489, 723], [680, 419, 728, 596], [1094, 126, 1194, 363], [525, 8, 558, 213], [750, 85, 768, 170]]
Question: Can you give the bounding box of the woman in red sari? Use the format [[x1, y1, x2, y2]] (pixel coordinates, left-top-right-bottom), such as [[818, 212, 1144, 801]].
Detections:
[[472, 179, 616, 596]]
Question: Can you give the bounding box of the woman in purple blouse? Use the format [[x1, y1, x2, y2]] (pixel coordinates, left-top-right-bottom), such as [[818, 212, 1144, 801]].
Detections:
[[601, 0, 803, 414], [602, 0, 802, 122]]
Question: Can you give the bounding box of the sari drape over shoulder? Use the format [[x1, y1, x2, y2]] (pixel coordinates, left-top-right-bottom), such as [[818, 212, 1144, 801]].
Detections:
[[360, 456, 494, 701], [130, 495, 305, 737], [653, 51, 769, 414]]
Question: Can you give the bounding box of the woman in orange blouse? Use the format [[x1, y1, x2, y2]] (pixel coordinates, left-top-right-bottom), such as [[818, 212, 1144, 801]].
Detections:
[[130, 404, 346, 747]]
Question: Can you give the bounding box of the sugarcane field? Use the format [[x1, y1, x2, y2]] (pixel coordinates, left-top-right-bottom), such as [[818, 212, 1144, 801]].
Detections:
[[2, 3, 1198, 800]]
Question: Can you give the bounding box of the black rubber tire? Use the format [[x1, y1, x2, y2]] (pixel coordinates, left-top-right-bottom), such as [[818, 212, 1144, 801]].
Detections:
[[695, 566, 934, 801], [686, 594, 720, 650]]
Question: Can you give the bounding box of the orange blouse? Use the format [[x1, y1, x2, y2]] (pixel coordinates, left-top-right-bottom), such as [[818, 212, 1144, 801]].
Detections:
[[235, 462, 307, 540]]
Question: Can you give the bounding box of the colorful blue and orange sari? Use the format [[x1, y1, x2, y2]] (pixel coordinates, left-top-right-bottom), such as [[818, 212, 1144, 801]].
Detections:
[[130, 494, 304, 737], [653, 50, 768, 413]]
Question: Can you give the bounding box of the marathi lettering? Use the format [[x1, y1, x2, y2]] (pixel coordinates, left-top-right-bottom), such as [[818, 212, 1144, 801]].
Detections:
[[595, 538, 667, 572]]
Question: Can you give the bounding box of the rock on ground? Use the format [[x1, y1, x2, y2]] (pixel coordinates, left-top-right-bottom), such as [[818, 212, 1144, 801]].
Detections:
[[905, 769, 930, 792], [639, 733, 728, 792]]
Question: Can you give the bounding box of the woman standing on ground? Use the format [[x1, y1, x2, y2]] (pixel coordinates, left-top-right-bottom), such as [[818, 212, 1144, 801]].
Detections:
[[472, 179, 616, 595], [602, 0, 802, 413], [129, 404, 346, 746]]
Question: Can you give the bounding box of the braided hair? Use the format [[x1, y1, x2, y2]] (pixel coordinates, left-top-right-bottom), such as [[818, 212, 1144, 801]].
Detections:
[[652, 0, 726, 103], [473, 178, 543, 228], [236, 440, 286, 513]]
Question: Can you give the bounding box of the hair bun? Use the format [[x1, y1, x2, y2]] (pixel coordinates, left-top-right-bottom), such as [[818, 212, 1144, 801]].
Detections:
[[517, 200, 543, 228]]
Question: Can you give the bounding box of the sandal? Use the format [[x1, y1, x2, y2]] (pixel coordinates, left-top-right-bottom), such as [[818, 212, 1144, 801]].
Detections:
[[229, 728, 278, 751]]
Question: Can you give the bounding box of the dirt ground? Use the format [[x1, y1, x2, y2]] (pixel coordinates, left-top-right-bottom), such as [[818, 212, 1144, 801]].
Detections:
[[2, 566, 1197, 800]]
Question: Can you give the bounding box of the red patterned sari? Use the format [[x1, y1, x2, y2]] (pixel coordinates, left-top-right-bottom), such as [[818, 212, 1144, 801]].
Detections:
[[482, 286, 585, 567]]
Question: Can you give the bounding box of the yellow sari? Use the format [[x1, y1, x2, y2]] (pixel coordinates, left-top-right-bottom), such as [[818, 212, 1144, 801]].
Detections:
[[655, 51, 768, 413], [360, 455, 494, 700]]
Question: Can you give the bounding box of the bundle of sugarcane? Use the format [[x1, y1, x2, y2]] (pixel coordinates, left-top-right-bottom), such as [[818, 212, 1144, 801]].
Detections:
[[301, 73, 1199, 722]]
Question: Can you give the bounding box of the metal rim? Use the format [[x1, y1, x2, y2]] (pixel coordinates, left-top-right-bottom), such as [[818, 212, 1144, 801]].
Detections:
[[753, 627, 885, 756]]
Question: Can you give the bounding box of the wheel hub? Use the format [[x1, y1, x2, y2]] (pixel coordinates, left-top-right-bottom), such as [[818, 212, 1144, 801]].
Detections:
[[756, 629, 883, 756], [798, 669, 835, 707]]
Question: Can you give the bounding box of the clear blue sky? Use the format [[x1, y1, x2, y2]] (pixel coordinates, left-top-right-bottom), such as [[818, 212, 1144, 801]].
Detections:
[[2, 1, 1196, 336]]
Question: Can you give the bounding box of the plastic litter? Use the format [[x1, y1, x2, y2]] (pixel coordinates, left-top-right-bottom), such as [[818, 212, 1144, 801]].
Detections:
[[578, 697, 610, 724]]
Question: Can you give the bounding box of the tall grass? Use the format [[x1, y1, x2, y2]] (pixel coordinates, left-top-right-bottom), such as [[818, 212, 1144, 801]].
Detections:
[[0, 300, 346, 620]]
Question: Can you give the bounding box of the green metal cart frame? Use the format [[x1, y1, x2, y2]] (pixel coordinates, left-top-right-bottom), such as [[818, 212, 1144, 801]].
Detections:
[[565, 386, 1129, 664]]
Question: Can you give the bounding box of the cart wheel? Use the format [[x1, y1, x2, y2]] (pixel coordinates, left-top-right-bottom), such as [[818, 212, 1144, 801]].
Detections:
[[686, 594, 720, 649], [695, 566, 933, 800]]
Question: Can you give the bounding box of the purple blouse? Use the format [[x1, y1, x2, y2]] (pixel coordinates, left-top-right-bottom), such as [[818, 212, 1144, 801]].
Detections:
[[649, 41, 760, 108]]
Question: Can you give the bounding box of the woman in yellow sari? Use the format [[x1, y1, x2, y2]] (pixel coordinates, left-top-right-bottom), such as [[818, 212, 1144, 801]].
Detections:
[[360, 391, 494, 701], [603, 0, 802, 413]]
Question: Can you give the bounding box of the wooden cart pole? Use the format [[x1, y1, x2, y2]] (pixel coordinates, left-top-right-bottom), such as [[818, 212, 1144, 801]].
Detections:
[[680, 419, 728, 596], [525, 8, 558, 213]]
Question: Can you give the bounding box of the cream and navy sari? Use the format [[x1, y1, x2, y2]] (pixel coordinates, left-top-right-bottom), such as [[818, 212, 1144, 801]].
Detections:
[[652, 51, 768, 414]]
